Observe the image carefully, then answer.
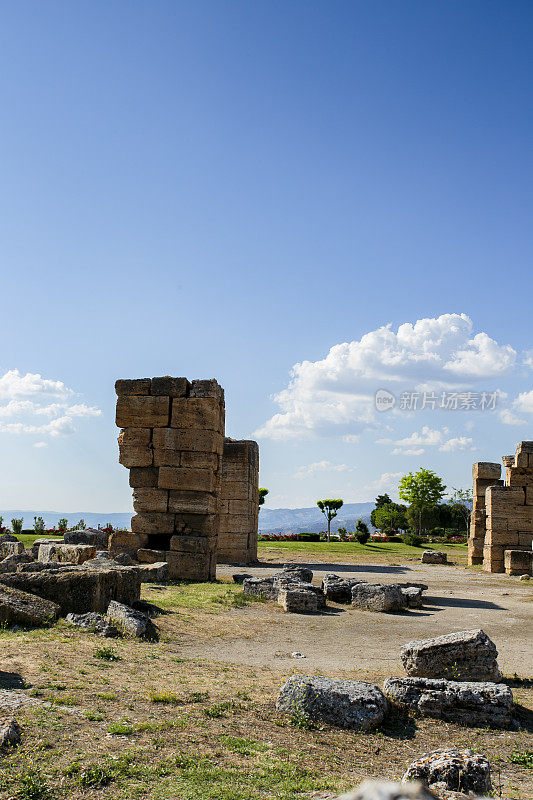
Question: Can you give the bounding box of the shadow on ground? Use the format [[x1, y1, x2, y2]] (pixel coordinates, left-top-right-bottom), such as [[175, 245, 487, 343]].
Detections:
[[256, 561, 409, 575], [425, 595, 505, 610], [0, 671, 25, 689]]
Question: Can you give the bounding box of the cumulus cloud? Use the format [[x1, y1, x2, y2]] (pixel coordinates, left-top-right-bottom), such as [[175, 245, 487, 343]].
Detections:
[[438, 436, 476, 452], [513, 389, 533, 414], [294, 460, 356, 478], [499, 408, 527, 426], [363, 472, 403, 493], [254, 314, 517, 440], [0, 370, 101, 440], [382, 426, 475, 455]]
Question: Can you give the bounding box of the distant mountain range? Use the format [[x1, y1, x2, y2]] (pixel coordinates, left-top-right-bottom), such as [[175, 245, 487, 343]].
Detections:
[[0, 503, 376, 534]]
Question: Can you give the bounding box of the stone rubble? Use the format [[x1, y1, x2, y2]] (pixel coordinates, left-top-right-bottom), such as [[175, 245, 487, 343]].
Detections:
[[402, 748, 492, 795], [65, 611, 119, 638], [277, 676, 388, 731], [107, 600, 158, 641], [0, 584, 60, 627], [382, 677, 513, 728], [351, 583, 406, 612], [400, 629, 501, 681], [0, 718, 21, 748], [421, 551, 447, 565]]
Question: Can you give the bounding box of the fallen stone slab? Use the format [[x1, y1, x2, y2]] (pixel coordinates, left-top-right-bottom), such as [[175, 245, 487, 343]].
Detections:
[[64, 528, 109, 550], [400, 629, 501, 681], [0, 718, 21, 747], [322, 573, 366, 603], [0, 566, 141, 615], [66, 612, 119, 638], [351, 583, 406, 612], [401, 587, 424, 608], [278, 588, 318, 613], [0, 553, 35, 573], [38, 543, 97, 565], [279, 566, 313, 583], [242, 577, 278, 600], [0, 584, 60, 627], [331, 780, 445, 800], [421, 551, 447, 564], [276, 676, 387, 731], [107, 600, 158, 641], [402, 748, 491, 795], [382, 677, 513, 728], [31, 538, 63, 559], [0, 541, 24, 559], [504, 549, 532, 576]]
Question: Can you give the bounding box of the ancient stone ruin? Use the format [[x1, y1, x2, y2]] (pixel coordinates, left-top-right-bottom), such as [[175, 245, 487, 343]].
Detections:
[[113, 376, 259, 580], [468, 440, 533, 574]]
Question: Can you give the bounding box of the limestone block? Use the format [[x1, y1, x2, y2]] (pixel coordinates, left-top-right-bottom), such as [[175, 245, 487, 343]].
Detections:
[[472, 462, 501, 480], [507, 468, 533, 488], [400, 629, 501, 681], [518, 532, 533, 547], [180, 451, 219, 469], [502, 455, 515, 467], [132, 488, 169, 513], [221, 480, 251, 500], [129, 467, 159, 488], [158, 467, 216, 493], [351, 583, 405, 612], [0, 584, 60, 627], [131, 513, 175, 534], [219, 515, 251, 534], [486, 485, 525, 510], [169, 536, 211, 554], [115, 378, 151, 396], [38, 543, 97, 565], [0, 541, 24, 559], [171, 397, 223, 432], [174, 513, 218, 537], [167, 490, 218, 515], [151, 376, 189, 397], [119, 445, 153, 468], [504, 549, 533, 575], [165, 549, 216, 581], [118, 428, 151, 446], [516, 440, 533, 453], [137, 548, 167, 564], [152, 447, 181, 467], [152, 428, 224, 454], [190, 379, 224, 401], [228, 500, 250, 515], [421, 551, 447, 564], [116, 396, 170, 428], [402, 748, 492, 795], [108, 531, 149, 558], [278, 588, 318, 613]]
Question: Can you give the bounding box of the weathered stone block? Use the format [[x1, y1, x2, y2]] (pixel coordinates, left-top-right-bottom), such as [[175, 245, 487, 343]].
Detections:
[[119, 445, 153, 468], [171, 397, 222, 431], [179, 451, 219, 469], [383, 676, 512, 728], [151, 376, 189, 397], [108, 531, 148, 558], [276, 676, 387, 731], [190, 379, 224, 400], [38, 544, 97, 565], [132, 488, 169, 513], [158, 467, 216, 492], [152, 428, 224, 454], [167, 490, 218, 515], [278, 588, 317, 613], [137, 548, 167, 564], [118, 427, 151, 446], [165, 550, 216, 581], [116, 396, 169, 428], [169, 536, 211, 554], [504, 549, 533, 575], [400, 629, 500, 681], [64, 529, 110, 550], [107, 600, 158, 641], [131, 513, 175, 534], [0, 584, 60, 627], [402, 747, 492, 795], [351, 583, 405, 612], [0, 541, 24, 559], [129, 467, 159, 488], [152, 448, 181, 467], [421, 551, 447, 564], [115, 378, 151, 396]]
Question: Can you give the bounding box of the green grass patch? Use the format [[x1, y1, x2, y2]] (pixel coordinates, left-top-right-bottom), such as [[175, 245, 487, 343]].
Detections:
[[510, 749, 533, 768], [143, 581, 258, 612], [258, 539, 468, 561]]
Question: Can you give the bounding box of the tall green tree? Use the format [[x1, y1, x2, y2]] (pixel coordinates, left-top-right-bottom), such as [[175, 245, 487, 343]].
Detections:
[[370, 493, 392, 527], [398, 469, 446, 535], [373, 503, 408, 533], [447, 487, 473, 533], [317, 498, 344, 542]]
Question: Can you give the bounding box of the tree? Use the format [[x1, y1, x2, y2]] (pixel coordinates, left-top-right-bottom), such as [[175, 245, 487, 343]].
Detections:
[[258, 488, 269, 510], [447, 487, 473, 533], [11, 518, 23, 536], [373, 503, 408, 534], [398, 469, 446, 535], [355, 519, 370, 544], [370, 493, 392, 527], [317, 498, 343, 542]]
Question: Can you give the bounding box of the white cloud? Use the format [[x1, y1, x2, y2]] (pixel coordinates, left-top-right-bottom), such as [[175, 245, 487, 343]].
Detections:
[[523, 351, 533, 369], [391, 447, 425, 456], [255, 313, 517, 440], [499, 408, 526, 426], [0, 370, 101, 440], [363, 472, 403, 493], [438, 436, 475, 452], [33, 441, 48, 448], [394, 426, 444, 448], [513, 389, 533, 414], [294, 460, 356, 478]]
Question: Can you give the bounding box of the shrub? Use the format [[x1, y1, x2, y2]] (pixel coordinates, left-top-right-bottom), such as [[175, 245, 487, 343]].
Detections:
[[355, 520, 370, 544], [11, 518, 23, 535], [33, 516, 45, 535], [431, 527, 445, 537], [404, 530, 423, 547], [297, 532, 320, 541]]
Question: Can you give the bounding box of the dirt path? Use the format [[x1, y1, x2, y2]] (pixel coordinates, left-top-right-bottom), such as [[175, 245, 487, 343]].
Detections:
[[176, 558, 533, 677]]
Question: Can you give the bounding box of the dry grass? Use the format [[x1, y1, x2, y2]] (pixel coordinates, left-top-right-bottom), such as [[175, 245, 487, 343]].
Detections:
[[0, 579, 531, 799]]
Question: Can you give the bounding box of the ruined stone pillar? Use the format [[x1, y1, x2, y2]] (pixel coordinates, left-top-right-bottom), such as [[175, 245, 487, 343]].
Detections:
[[114, 377, 225, 581], [217, 438, 259, 564], [468, 462, 502, 566]]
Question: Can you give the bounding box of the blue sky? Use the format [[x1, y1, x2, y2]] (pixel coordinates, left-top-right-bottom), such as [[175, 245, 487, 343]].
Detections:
[[0, 1, 532, 512]]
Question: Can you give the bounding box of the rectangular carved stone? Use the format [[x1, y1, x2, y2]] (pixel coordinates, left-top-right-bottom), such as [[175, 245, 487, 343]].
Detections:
[[132, 488, 169, 513], [158, 467, 216, 492], [174, 513, 218, 537], [137, 548, 167, 564], [152, 428, 224, 454], [168, 490, 218, 515], [153, 448, 181, 467], [165, 548, 216, 581], [171, 397, 222, 431], [116, 396, 170, 428], [131, 513, 175, 534], [151, 376, 190, 397], [169, 536, 211, 554], [473, 462, 501, 480], [190, 379, 224, 401], [118, 428, 152, 446], [129, 467, 159, 488], [179, 451, 219, 469], [119, 445, 153, 468], [115, 378, 151, 396]]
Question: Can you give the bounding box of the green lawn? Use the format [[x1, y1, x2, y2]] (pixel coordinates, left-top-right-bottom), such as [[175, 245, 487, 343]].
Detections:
[[258, 539, 468, 562]]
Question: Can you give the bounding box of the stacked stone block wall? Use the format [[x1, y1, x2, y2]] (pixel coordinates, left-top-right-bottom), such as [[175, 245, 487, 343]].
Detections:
[[113, 377, 225, 581], [468, 441, 533, 573], [217, 438, 259, 564]]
